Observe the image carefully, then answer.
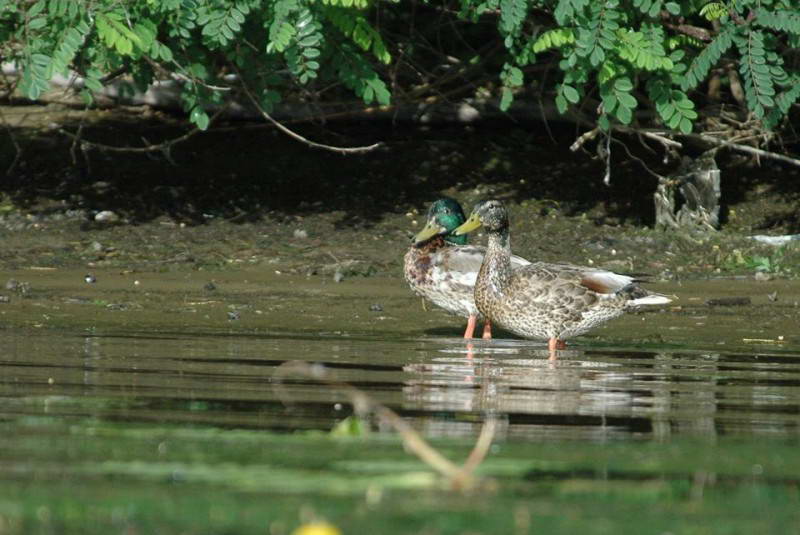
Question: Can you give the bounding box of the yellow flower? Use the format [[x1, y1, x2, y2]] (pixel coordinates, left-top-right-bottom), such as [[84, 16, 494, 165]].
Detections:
[[291, 522, 342, 535]]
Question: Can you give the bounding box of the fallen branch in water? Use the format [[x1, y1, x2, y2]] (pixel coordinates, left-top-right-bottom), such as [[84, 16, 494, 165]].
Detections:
[[274, 361, 496, 491]]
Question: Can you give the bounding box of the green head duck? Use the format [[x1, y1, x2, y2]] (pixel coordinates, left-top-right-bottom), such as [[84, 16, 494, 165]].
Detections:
[[412, 197, 468, 246]]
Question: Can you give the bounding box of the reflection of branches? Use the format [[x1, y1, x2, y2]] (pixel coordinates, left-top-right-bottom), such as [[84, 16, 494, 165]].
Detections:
[[275, 361, 496, 491]]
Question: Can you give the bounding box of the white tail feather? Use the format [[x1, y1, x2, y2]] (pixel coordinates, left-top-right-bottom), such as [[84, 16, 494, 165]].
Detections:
[[628, 294, 673, 306]]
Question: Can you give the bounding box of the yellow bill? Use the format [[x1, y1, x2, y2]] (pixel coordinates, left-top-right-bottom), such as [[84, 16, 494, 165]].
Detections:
[[412, 220, 448, 245], [452, 213, 482, 236]]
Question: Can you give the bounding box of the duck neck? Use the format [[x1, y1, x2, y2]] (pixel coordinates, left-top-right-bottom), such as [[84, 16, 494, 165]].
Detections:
[[480, 228, 513, 293]]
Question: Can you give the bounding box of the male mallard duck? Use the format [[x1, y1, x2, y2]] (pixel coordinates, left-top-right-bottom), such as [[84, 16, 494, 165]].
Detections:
[[453, 199, 672, 351], [404, 197, 530, 339]]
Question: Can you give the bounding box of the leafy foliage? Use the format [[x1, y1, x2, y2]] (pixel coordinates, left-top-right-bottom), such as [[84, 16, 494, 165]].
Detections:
[[488, 0, 800, 135], [3, 0, 393, 130], [3, 0, 800, 140], [681, 25, 734, 92]]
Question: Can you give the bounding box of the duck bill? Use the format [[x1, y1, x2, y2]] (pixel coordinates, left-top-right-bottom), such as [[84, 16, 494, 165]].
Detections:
[[452, 214, 482, 236], [412, 221, 448, 245]]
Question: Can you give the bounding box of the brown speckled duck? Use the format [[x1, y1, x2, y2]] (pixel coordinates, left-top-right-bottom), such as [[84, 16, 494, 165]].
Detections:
[[404, 198, 530, 339], [453, 199, 672, 351]]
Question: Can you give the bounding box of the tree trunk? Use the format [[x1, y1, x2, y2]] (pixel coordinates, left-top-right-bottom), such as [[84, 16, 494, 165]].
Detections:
[[654, 149, 721, 230]]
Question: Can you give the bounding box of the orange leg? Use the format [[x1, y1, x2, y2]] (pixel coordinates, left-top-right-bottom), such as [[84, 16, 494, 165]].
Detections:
[[547, 338, 561, 361], [481, 320, 492, 340], [463, 315, 477, 339]]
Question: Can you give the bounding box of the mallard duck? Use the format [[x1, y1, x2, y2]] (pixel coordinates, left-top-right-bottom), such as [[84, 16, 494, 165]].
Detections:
[[404, 197, 531, 339], [453, 199, 672, 351]]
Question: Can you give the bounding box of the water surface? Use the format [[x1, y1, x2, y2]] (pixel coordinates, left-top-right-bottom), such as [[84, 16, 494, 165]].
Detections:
[[1, 269, 799, 533]]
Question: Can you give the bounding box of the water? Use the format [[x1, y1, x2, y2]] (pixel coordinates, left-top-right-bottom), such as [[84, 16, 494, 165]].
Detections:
[[2, 330, 798, 440], [1, 270, 799, 533]]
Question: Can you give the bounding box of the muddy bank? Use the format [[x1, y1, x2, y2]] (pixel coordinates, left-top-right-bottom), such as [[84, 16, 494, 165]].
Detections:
[[0, 267, 797, 353], [1, 103, 800, 282]]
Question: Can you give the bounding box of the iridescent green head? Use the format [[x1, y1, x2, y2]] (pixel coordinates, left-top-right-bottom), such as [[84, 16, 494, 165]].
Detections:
[[412, 197, 468, 246]]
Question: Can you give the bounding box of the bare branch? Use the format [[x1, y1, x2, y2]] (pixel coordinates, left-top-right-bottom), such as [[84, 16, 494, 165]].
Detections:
[[0, 107, 22, 175], [689, 133, 800, 167], [569, 127, 600, 152], [233, 65, 382, 155], [664, 23, 714, 42], [274, 361, 495, 491], [615, 127, 683, 150], [57, 104, 230, 157]]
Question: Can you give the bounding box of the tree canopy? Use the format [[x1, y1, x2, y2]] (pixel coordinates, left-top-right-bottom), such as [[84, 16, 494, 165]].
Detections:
[[3, 0, 800, 154]]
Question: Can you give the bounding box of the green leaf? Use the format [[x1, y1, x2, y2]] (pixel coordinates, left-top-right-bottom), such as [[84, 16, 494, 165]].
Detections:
[[500, 87, 514, 111], [589, 46, 605, 67], [667, 112, 681, 129], [555, 94, 568, 114], [159, 44, 174, 62], [562, 84, 580, 104], [230, 8, 245, 24], [80, 88, 94, 106], [618, 92, 637, 109], [28, 17, 47, 30], [28, 0, 46, 17], [31, 53, 51, 67], [603, 94, 618, 114], [659, 103, 677, 122], [190, 106, 210, 130], [616, 104, 633, 124], [84, 75, 103, 92], [614, 77, 633, 91], [299, 34, 321, 47]]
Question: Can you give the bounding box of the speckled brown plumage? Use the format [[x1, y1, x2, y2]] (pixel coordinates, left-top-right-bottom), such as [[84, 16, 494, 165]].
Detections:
[[454, 199, 672, 348], [403, 198, 530, 338]]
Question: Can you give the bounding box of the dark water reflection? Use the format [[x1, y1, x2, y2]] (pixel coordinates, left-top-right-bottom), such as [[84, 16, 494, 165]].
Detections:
[[1, 331, 798, 442]]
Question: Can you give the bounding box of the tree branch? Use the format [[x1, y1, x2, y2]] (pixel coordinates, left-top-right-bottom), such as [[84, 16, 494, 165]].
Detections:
[[0, 107, 23, 175], [688, 133, 800, 167], [233, 65, 383, 155], [57, 103, 229, 157]]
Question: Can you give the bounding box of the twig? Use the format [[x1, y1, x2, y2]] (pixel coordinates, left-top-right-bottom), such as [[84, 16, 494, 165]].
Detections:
[[57, 104, 229, 156], [143, 56, 232, 92], [232, 65, 382, 155], [616, 127, 683, 149], [688, 133, 800, 167], [611, 136, 665, 181], [602, 130, 612, 185], [0, 107, 22, 175], [572, 126, 683, 153], [68, 112, 87, 166], [456, 417, 497, 483], [274, 361, 495, 490], [569, 127, 600, 152]]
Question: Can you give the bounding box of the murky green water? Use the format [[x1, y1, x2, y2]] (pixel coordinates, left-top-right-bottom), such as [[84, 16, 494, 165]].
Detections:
[[1, 269, 799, 533]]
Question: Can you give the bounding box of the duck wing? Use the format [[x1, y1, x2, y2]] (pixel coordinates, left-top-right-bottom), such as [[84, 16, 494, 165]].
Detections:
[[518, 262, 671, 306]]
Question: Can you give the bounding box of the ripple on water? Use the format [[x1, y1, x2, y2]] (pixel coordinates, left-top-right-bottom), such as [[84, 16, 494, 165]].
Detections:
[[0, 330, 798, 442]]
